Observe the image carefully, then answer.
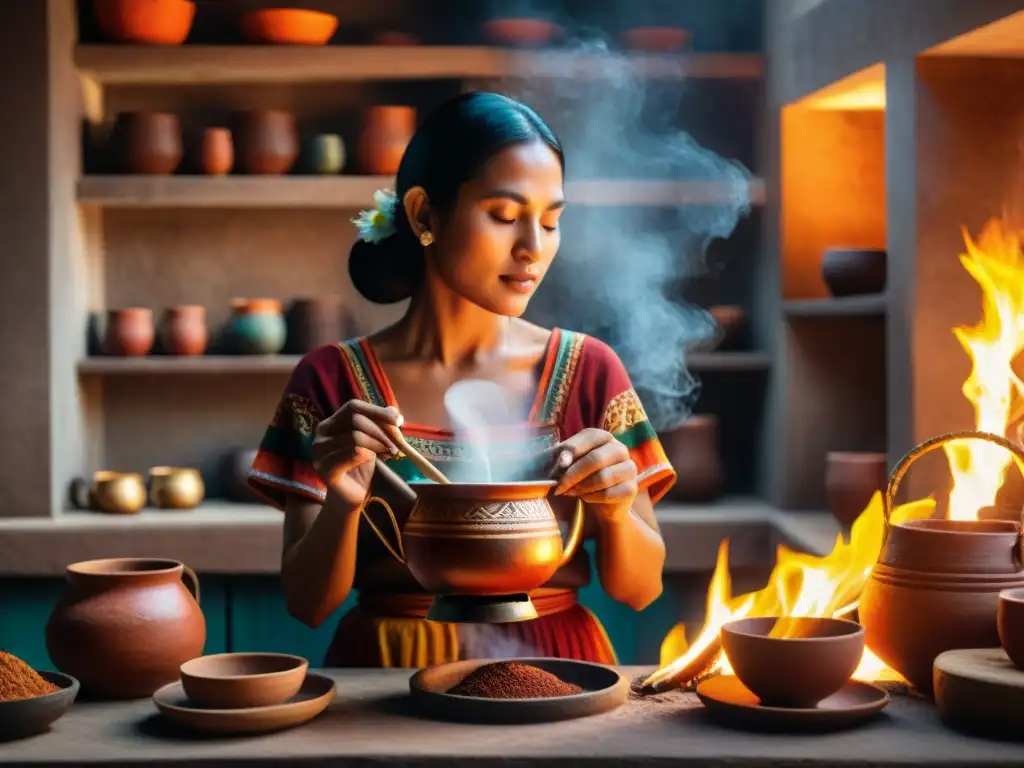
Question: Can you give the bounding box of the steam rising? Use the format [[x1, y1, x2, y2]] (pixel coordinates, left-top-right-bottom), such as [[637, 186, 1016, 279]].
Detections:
[[496, 32, 754, 430], [461, 623, 540, 660], [444, 379, 536, 482]]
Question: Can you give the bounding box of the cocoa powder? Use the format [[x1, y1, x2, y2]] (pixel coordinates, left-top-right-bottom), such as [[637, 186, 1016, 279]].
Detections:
[[448, 662, 583, 699], [0, 651, 59, 701]]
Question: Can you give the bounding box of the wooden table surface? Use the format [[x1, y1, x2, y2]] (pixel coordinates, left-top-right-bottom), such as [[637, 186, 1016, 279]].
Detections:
[[1, 667, 1019, 766]]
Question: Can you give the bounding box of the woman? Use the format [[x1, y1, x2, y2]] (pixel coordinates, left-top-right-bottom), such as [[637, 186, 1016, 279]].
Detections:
[[249, 92, 676, 668]]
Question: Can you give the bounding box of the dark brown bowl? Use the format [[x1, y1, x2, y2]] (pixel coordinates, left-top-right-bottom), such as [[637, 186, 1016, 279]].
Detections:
[[720, 617, 865, 708], [998, 588, 1024, 670], [821, 248, 886, 297], [0, 671, 79, 741]]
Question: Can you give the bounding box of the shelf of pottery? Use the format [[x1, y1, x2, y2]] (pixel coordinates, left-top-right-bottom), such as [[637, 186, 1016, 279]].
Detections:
[[69, 0, 767, 516]]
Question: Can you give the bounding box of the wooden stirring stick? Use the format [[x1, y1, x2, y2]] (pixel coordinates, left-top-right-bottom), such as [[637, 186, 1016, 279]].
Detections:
[[385, 423, 451, 485]]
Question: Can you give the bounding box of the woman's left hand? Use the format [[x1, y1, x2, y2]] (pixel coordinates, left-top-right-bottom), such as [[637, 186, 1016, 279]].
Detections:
[[548, 428, 638, 524]]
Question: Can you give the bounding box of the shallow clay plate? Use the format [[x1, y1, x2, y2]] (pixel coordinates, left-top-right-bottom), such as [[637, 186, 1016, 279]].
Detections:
[[410, 658, 628, 724], [152, 672, 335, 735], [0, 671, 79, 741], [695, 675, 888, 732]]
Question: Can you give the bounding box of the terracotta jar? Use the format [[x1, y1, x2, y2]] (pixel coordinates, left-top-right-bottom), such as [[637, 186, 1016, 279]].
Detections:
[[658, 414, 724, 502], [235, 110, 298, 175], [103, 307, 154, 357], [92, 0, 195, 45], [159, 305, 208, 356], [359, 106, 416, 175], [708, 305, 746, 350], [286, 296, 346, 353], [859, 430, 1024, 696], [200, 127, 233, 175], [227, 298, 287, 355], [821, 248, 887, 297], [825, 451, 887, 528], [111, 111, 183, 175], [46, 557, 205, 699]]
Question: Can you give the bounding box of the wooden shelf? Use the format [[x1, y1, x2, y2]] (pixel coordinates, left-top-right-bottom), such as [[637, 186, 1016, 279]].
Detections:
[[78, 351, 771, 376], [76, 176, 767, 209], [74, 45, 764, 85], [783, 294, 887, 317]]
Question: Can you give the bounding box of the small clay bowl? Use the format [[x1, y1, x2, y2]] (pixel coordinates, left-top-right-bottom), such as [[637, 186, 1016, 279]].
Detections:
[[0, 671, 79, 741], [720, 617, 864, 708], [998, 588, 1024, 669], [481, 18, 562, 47], [180, 653, 308, 709]]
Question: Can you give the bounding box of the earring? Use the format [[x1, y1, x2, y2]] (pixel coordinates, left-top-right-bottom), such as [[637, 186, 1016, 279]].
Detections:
[[419, 231, 434, 247]]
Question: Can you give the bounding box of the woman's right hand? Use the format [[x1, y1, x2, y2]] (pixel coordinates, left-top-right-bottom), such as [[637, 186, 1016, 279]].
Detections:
[[311, 400, 402, 508]]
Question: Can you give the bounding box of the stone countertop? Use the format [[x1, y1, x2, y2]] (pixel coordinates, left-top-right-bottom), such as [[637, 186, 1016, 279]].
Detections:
[[0, 667, 1018, 767], [0, 499, 841, 576]]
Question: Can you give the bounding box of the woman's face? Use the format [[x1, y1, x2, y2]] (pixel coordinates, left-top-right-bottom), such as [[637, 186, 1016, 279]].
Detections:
[[430, 140, 564, 317]]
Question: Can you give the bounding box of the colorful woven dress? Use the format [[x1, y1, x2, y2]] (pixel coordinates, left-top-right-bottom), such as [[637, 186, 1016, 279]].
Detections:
[[249, 328, 676, 668]]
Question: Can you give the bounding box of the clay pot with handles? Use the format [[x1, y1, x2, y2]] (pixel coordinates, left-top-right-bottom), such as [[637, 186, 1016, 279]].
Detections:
[[46, 557, 206, 699], [859, 430, 1024, 696]]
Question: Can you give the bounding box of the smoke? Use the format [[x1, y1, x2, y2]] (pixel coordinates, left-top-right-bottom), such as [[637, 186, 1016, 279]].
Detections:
[[461, 622, 541, 660], [491, 30, 753, 431]]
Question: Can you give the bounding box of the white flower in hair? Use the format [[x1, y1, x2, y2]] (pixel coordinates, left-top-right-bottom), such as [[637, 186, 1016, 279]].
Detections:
[[351, 189, 399, 243]]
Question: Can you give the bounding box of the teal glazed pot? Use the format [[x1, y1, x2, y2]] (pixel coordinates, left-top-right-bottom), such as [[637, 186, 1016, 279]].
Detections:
[[309, 133, 345, 174], [228, 298, 287, 355]]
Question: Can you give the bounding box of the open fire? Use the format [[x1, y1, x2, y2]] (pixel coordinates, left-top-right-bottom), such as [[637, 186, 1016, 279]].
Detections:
[[643, 218, 1024, 692]]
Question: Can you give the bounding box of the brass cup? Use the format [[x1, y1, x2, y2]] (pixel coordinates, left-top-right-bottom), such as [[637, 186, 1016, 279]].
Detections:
[[92, 471, 147, 515], [149, 466, 205, 510]]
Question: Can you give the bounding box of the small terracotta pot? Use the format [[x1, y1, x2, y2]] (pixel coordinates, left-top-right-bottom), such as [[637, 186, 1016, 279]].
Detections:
[[235, 111, 299, 175], [103, 307, 154, 357], [159, 305, 208, 356], [238, 8, 338, 45], [720, 617, 864, 708], [658, 414, 724, 502], [821, 248, 887, 297], [227, 298, 287, 355], [200, 128, 233, 175], [621, 26, 691, 52], [92, 0, 195, 45], [286, 296, 347, 353], [998, 588, 1024, 670], [359, 106, 416, 175], [825, 451, 887, 528], [708, 305, 746, 350], [481, 18, 562, 47], [111, 111, 183, 175]]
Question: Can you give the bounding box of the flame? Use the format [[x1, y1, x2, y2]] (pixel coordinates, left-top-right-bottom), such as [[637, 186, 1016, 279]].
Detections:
[[646, 218, 1024, 692], [944, 221, 1024, 520]]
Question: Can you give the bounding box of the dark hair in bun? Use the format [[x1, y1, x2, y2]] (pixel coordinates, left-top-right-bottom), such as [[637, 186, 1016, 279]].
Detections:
[[348, 92, 565, 304]]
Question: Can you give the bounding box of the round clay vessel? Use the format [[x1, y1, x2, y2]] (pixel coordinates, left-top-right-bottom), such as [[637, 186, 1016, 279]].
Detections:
[[859, 430, 1024, 696], [92, 0, 195, 45], [46, 558, 205, 699], [148, 466, 205, 510], [238, 8, 338, 45], [359, 106, 416, 175], [621, 26, 691, 52], [286, 296, 346, 353], [658, 415, 723, 502], [227, 298, 287, 355], [200, 128, 233, 175], [821, 248, 887, 297], [825, 451, 887, 528], [481, 18, 562, 47], [235, 110, 298, 175], [708, 305, 746, 350], [363, 480, 584, 598], [103, 307, 154, 357], [180, 652, 308, 709], [111, 111, 183, 175], [998, 588, 1024, 670], [159, 305, 208, 356], [720, 617, 864, 707]]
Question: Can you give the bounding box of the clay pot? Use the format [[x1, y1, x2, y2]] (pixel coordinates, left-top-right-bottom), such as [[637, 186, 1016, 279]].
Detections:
[[621, 26, 691, 52], [222, 448, 260, 502], [481, 18, 563, 47], [238, 8, 338, 45], [825, 451, 887, 528], [92, 0, 195, 45], [200, 128, 233, 175], [998, 588, 1024, 670], [46, 557, 206, 699], [286, 296, 347, 353], [720, 617, 864, 707], [227, 298, 287, 355], [103, 307, 154, 357], [359, 106, 416, 175], [307, 134, 346, 175], [708, 305, 746, 350], [859, 430, 1024, 696], [235, 111, 299, 175], [658, 415, 724, 502], [111, 112, 183, 175], [92, 471, 147, 515], [159, 305, 208, 356], [821, 248, 887, 297]]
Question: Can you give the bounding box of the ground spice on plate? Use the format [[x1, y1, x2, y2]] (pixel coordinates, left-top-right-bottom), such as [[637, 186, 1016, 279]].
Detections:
[[0, 651, 60, 702], [448, 662, 583, 699]]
